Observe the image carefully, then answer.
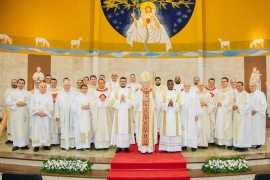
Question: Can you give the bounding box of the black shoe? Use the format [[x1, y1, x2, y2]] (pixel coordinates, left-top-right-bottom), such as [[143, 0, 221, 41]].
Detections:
[[43, 146, 51, 150], [103, 148, 109, 150], [166, 151, 170, 153], [12, 146, 19, 151], [198, 146, 208, 149], [115, 148, 122, 153], [227, 146, 233, 150], [182, 146, 187, 150], [20, 146, 29, 150], [85, 148, 90, 151], [76, 149, 83, 151], [124, 148, 130, 153], [256, 145, 262, 149], [191, 148, 197, 152], [5, 140, 13, 144], [234, 147, 240, 151], [209, 143, 215, 146], [61, 148, 67, 151], [95, 148, 101, 151], [238, 148, 248, 152], [34, 147, 39, 152]]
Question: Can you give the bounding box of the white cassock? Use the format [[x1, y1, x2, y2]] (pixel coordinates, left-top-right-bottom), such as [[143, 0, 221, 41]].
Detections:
[[90, 88, 111, 149], [133, 88, 158, 153], [110, 87, 135, 148], [154, 85, 166, 132], [46, 84, 50, 89], [215, 87, 235, 146], [105, 80, 119, 92], [29, 89, 39, 139], [72, 93, 91, 150], [54, 90, 76, 150], [47, 87, 60, 145], [159, 90, 182, 152], [191, 85, 199, 92], [233, 90, 252, 148], [74, 88, 81, 96], [30, 92, 53, 147], [87, 85, 97, 144], [174, 83, 184, 93], [6, 89, 31, 147], [197, 89, 215, 147], [205, 86, 218, 143], [126, 11, 172, 52], [4, 88, 16, 141], [180, 90, 202, 148], [127, 83, 142, 134], [250, 89, 267, 146]]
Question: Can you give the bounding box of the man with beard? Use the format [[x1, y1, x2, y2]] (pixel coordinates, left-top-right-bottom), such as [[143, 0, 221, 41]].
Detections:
[[153, 77, 165, 132], [174, 76, 183, 92], [6, 79, 31, 151], [110, 77, 134, 153], [4, 79, 17, 144], [191, 76, 200, 92], [47, 78, 61, 146], [159, 79, 182, 153]]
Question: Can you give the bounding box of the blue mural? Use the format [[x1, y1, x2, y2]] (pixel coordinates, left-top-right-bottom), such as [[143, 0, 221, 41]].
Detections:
[[101, 0, 196, 51]]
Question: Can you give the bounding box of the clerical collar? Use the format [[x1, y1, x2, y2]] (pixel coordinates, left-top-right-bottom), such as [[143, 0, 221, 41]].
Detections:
[[205, 86, 216, 91], [197, 89, 206, 94], [49, 87, 58, 91], [96, 87, 108, 92]]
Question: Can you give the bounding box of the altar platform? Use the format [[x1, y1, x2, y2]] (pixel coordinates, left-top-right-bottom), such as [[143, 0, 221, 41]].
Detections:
[[0, 129, 269, 180]]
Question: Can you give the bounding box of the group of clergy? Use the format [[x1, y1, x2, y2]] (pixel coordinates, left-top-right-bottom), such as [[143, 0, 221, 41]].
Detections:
[[3, 71, 267, 153]]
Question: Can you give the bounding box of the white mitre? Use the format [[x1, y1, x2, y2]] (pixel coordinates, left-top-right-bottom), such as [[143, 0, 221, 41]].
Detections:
[[140, 71, 151, 83]]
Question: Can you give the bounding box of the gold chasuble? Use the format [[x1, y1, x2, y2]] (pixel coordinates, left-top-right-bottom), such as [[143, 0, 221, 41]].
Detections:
[[141, 88, 152, 146]]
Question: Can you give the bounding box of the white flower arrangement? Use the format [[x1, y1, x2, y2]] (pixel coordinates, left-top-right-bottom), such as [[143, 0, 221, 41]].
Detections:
[[41, 158, 93, 174], [202, 157, 251, 173]]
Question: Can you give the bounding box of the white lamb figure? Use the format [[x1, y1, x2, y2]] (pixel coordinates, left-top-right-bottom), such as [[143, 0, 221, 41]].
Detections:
[[0, 34, 12, 44], [218, 38, 230, 50], [35, 37, 50, 47], [70, 37, 83, 49], [250, 39, 264, 48]]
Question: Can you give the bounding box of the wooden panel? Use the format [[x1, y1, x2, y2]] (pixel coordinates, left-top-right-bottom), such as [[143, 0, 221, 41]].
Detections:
[[27, 54, 51, 91], [244, 56, 269, 128]]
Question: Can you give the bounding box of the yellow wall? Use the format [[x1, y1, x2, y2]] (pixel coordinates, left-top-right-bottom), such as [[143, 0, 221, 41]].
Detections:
[[0, 0, 269, 52]]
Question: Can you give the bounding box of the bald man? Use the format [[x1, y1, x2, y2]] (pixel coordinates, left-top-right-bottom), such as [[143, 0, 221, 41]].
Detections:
[[54, 80, 77, 150], [180, 81, 202, 151], [249, 82, 267, 150], [30, 82, 54, 152], [105, 72, 119, 91]]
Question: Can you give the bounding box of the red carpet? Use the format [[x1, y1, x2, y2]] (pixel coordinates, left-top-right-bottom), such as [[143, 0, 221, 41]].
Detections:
[[107, 144, 190, 180]]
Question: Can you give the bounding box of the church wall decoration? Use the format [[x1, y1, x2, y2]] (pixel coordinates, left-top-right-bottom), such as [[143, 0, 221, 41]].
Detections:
[[101, 0, 196, 52], [0, 0, 270, 58]]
